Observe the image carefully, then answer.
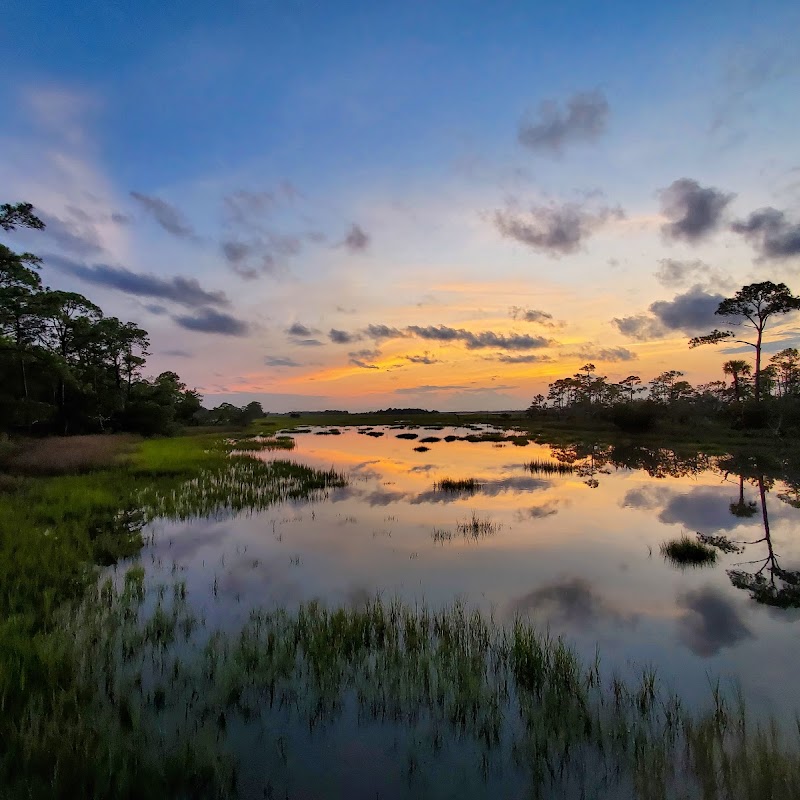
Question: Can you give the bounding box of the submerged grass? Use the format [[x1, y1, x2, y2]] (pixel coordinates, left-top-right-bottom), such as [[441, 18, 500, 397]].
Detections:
[[6, 578, 799, 799], [660, 534, 718, 566]]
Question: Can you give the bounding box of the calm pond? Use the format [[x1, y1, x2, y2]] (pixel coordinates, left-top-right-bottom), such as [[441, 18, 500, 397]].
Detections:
[[128, 424, 800, 797]]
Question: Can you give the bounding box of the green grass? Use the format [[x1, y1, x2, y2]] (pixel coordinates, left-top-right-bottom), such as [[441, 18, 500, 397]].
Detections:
[[660, 534, 718, 566], [0, 430, 347, 793], [6, 580, 799, 799]]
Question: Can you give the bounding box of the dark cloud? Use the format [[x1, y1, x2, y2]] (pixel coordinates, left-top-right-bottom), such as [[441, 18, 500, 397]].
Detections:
[[612, 314, 667, 341], [143, 304, 168, 315], [265, 356, 302, 367], [174, 307, 249, 336], [495, 201, 623, 256], [518, 90, 609, 155], [405, 353, 441, 365], [406, 325, 551, 351], [650, 285, 725, 332], [510, 306, 556, 325], [286, 322, 320, 338], [364, 324, 405, 341], [508, 577, 636, 631], [46, 254, 229, 308], [731, 207, 800, 260], [658, 179, 734, 242], [349, 357, 379, 369], [676, 588, 751, 657], [329, 328, 361, 344], [343, 223, 370, 252], [613, 285, 724, 341], [490, 353, 553, 364], [130, 191, 195, 238], [567, 346, 638, 362]]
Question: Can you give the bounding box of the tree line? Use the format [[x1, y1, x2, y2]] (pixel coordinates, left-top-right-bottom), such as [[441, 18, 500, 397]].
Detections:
[[529, 281, 800, 433], [0, 202, 263, 435]]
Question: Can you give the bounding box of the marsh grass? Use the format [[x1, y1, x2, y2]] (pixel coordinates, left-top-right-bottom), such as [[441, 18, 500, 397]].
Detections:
[[226, 435, 295, 451], [525, 458, 576, 476], [419, 436, 441, 443], [413, 445, 430, 452], [434, 477, 482, 493], [660, 534, 718, 566], [456, 512, 499, 539], [396, 433, 419, 440], [12, 579, 796, 799], [1, 433, 140, 476]]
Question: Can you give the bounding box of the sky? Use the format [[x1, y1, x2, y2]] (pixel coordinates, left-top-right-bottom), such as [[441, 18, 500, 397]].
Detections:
[[2, 0, 799, 411]]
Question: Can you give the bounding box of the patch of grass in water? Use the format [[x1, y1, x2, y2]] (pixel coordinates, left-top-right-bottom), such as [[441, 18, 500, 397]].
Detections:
[[396, 433, 419, 440], [227, 435, 295, 451], [456, 512, 499, 539], [419, 436, 441, 443], [660, 534, 717, 567], [525, 458, 575, 476], [6, 580, 800, 799], [434, 478, 482, 493], [365, 431, 385, 437], [413, 446, 430, 452], [443, 435, 459, 442]]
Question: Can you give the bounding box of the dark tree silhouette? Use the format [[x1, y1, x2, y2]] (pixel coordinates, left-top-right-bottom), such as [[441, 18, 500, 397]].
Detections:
[[690, 282, 800, 402]]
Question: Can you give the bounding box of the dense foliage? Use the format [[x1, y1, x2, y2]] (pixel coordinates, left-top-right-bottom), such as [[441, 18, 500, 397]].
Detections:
[[1, 202, 267, 435]]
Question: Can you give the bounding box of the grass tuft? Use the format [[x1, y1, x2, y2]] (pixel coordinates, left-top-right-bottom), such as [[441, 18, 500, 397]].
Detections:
[[660, 534, 717, 566]]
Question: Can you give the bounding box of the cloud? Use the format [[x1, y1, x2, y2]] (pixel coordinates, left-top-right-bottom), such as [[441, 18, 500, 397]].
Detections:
[[406, 325, 551, 351], [613, 285, 725, 341], [676, 588, 751, 657], [514, 500, 563, 520], [364, 324, 405, 341], [342, 223, 370, 252], [38, 209, 105, 256], [655, 258, 713, 288], [130, 191, 196, 238], [489, 353, 553, 364], [508, 577, 636, 630], [329, 328, 361, 344], [295, 338, 323, 347], [495, 201, 623, 256], [347, 347, 381, 368], [509, 306, 556, 325], [173, 307, 249, 336], [350, 357, 379, 369], [731, 207, 800, 260], [405, 353, 441, 365], [264, 356, 302, 367], [111, 212, 131, 225], [658, 178, 735, 242], [518, 89, 609, 155], [143, 304, 168, 315], [394, 384, 470, 394], [46, 254, 230, 308], [223, 189, 281, 224], [161, 348, 192, 358], [286, 322, 320, 338], [612, 314, 667, 341], [567, 346, 638, 362]]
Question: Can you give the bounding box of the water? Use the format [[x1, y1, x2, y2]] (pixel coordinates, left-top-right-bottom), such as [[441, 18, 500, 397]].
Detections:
[[128, 424, 800, 797]]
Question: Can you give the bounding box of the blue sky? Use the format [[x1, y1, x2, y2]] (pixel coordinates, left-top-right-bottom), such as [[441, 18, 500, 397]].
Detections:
[[2, 0, 799, 410]]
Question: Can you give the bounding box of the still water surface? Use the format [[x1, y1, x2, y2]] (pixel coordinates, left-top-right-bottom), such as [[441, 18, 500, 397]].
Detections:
[[132, 425, 800, 796]]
